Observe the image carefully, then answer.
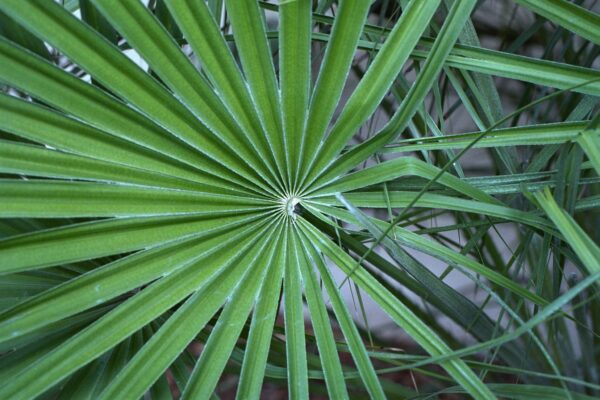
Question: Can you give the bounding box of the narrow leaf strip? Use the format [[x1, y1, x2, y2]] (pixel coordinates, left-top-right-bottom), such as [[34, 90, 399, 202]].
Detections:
[[0, 141, 235, 194], [280, 0, 312, 188], [513, 0, 600, 46], [383, 122, 588, 153], [0, 212, 265, 274], [284, 225, 309, 399], [0, 180, 273, 218], [337, 35, 600, 98]]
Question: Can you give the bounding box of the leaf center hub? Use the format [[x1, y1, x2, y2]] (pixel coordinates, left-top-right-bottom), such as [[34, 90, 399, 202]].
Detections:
[[283, 196, 301, 219]]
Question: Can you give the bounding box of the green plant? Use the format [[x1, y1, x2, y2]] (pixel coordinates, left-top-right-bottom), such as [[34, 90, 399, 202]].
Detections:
[[0, 0, 599, 398]]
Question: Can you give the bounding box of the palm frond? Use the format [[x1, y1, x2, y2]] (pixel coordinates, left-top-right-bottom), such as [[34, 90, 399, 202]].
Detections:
[[1, 0, 599, 398]]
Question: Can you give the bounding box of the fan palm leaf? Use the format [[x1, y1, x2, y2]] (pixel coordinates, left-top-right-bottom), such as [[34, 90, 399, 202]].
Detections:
[[1, 0, 599, 399]]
